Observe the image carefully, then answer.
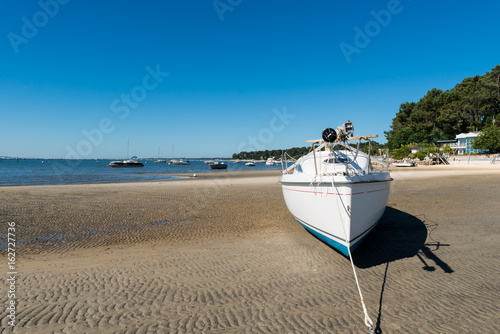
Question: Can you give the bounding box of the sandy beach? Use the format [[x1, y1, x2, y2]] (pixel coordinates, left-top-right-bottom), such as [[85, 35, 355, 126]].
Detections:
[[1, 165, 499, 333]]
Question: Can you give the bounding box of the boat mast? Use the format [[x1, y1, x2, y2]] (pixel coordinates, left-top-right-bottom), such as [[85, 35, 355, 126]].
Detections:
[[127, 137, 130, 159]]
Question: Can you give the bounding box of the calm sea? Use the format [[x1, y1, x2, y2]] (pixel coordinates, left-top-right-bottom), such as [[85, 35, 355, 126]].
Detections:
[[0, 159, 285, 187]]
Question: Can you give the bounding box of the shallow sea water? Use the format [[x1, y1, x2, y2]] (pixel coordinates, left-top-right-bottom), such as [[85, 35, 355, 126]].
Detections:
[[0, 159, 284, 186]]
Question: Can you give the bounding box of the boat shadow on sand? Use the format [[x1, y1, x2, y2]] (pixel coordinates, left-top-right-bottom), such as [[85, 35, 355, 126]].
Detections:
[[351, 207, 453, 334], [353, 207, 453, 273]]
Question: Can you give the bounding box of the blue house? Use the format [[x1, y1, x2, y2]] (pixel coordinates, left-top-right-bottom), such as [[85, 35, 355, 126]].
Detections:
[[437, 132, 489, 155]]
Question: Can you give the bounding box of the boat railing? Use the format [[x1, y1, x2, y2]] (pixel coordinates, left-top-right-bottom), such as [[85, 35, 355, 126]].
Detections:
[[281, 135, 389, 175], [282, 150, 301, 174], [341, 137, 390, 171]]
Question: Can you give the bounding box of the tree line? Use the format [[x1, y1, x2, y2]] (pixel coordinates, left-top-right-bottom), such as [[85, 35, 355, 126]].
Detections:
[[384, 65, 500, 151], [232, 147, 309, 160]]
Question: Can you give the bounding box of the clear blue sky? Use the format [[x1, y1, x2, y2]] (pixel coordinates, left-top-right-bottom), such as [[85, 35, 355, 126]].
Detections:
[[1, 0, 498, 158]]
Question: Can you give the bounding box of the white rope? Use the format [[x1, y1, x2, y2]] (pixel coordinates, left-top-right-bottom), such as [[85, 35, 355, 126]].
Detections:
[[313, 141, 374, 332], [332, 179, 374, 334]]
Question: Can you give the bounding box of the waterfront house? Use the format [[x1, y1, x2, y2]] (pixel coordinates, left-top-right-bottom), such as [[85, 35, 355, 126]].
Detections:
[[437, 132, 489, 155], [410, 146, 427, 154]]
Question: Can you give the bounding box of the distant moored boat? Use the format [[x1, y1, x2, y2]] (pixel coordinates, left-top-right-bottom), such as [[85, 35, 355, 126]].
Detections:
[[169, 158, 190, 165], [209, 161, 228, 169], [155, 146, 166, 163], [109, 156, 144, 168], [109, 139, 144, 168]]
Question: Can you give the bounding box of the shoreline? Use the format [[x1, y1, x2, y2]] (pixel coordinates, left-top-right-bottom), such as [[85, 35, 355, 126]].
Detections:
[[2, 164, 500, 189], [0, 167, 284, 188]]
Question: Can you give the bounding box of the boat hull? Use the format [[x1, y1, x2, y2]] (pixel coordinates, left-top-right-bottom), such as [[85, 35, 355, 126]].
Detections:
[[169, 160, 190, 165], [281, 178, 390, 256], [392, 162, 416, 167], [209, 164, 228, 169]]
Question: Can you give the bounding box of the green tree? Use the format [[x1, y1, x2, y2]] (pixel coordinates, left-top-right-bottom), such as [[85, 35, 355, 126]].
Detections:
[[385, 102, 415, 149], [385, 65, 500, 148], [473, 124, 500, 152], [392, 145, 411, 159]]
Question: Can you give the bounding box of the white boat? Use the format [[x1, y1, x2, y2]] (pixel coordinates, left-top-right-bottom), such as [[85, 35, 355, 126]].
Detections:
[[169, 158, 190, 165], [392, 161, 416, 167], [209, 161, 228, 169], [109, 156, 144, 168], [245, 161, 256, 167], [265, 158, 276, 166], [280, 121, 391, 256]]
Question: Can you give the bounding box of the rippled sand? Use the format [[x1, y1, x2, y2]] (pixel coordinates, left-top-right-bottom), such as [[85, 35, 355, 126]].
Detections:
[[0, 167, 499, 333]]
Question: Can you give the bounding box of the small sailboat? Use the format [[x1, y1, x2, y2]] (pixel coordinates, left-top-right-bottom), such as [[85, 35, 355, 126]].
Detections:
[[168, 144, 190, 165], [280, 120, 391, 256], [155, 146, 166, 163]]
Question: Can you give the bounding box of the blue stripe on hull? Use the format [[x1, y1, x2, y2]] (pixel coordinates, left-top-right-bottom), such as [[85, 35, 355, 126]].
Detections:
[[296, 219, 373, 257]]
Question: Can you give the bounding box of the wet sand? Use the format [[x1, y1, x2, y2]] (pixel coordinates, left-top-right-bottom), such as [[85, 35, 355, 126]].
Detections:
[[1, 166, 499, 333]]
